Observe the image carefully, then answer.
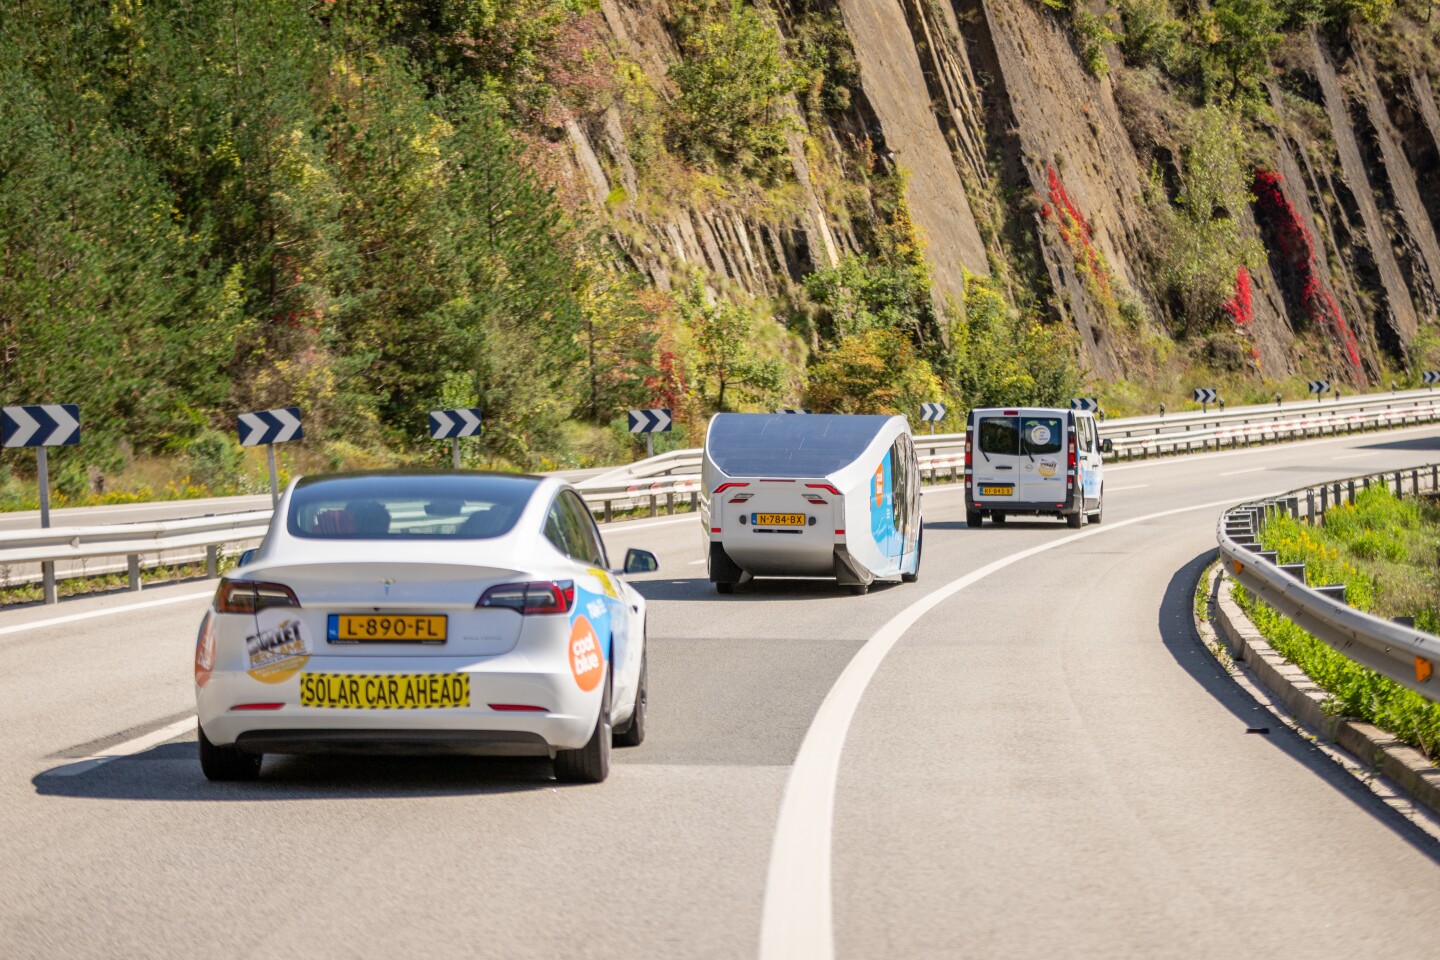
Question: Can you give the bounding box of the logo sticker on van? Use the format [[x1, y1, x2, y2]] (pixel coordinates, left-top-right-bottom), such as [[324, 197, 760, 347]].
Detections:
[[1037, 458, 1058, 478], [1029, 424, 1052, 446]]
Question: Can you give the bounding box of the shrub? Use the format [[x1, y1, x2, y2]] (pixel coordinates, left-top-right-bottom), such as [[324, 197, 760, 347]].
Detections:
[[804, 328, 942, 414], [185, 429, 246, 493]]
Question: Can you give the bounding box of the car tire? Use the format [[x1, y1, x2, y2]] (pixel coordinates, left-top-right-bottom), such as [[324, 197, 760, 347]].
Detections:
[[901, 528, 922, 583], [1066, 510, 1084, 529], [715, 582, 735, 595], [966, 511, 983, 528], [555, 670, 612, 784], [198, 722, 262, 782], [614, 648, 647, 748]]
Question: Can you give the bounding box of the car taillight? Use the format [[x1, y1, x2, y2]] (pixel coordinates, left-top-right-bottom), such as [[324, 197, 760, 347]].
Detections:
[[478, 581, 575, 615], [714, 482, 750, 494], [805, 483, 841, 496], [214, 578, 300, 614]]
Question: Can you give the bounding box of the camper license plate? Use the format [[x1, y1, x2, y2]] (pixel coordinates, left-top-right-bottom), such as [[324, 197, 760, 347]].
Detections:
[[980, 485, 1014, 496], [328, 615, 448, 643], [753, 513, 807, 527]]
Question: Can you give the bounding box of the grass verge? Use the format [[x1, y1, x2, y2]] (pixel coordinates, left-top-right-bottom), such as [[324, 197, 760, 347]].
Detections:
[[0, 556, 239, 607], [1236, 485, 1440, 759]]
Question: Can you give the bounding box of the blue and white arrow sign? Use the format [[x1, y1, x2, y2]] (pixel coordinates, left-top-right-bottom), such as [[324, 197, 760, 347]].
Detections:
[[1307, 380, 1330, 395], [429, 408, 483, 440], [627, 408, 672, 434], [1, 405, 80, 447], [920, 402, 947, 422], [1193, 387, 1218, 404], [237, 407, 303, 447], [1424, 371, 1440, 385], [1069, 397, 1099, 413]]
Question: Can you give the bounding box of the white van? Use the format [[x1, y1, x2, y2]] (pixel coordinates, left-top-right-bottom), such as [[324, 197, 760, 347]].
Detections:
[[963, 407, 1110, 528]]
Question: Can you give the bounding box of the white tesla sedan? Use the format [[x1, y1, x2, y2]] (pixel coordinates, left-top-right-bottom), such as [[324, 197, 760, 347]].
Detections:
[[194, 471, 656, 783]]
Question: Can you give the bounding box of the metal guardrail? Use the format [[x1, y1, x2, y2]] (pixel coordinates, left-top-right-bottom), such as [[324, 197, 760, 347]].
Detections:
[[1215, 465, 1440, 701], [2, 389, 1437, 603]]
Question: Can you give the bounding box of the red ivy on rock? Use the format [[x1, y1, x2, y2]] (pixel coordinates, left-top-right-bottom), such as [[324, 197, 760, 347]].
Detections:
[[1222, 266, 1253, 326], [1039, 165, 1112, 299], [1252, 169, 1361, 372]]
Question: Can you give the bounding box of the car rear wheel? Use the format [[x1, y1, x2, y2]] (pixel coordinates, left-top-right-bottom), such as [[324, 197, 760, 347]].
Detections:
[[555, 670, 612, 783], [966, 510, 982, 528], [614, 648, 647, 748], [198, 722, 262, 782]]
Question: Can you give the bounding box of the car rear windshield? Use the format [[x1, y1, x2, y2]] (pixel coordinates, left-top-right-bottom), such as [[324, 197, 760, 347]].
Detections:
[[707, 413, 895, 477], [287, 474, 537, 540], [1021, 416, 1063, 455], [978, 417, 1019, 456]]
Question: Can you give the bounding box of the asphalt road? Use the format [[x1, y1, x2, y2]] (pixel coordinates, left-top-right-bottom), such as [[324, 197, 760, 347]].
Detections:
[[3, 426, 1439, 959]]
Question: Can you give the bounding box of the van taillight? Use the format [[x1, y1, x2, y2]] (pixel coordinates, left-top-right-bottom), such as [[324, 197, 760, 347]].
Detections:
[[964, 437, 972, 469], [214, 579, 300, 614], [478, 581, 575, 615], [1068, 433, 1077, 470]]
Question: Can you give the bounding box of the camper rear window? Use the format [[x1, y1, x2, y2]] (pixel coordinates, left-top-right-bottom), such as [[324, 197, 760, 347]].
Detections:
[[978, 417, 1019, 456]]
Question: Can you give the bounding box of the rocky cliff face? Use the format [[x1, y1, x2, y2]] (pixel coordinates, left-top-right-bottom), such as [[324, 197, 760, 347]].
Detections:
[[553, 0, 1440, 391]]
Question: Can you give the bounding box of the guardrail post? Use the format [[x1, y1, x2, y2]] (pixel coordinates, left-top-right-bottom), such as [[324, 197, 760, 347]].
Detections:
[[41, 562, 56, 605], [1306, 489, 1315, 519], [1394, 471, 1402, 496], [604, 500, 613, 524], [205, 544, 219, 579], [1319, 485, 1328, 515], [1314, 584, 1347, 604], [648, 495, 657, 518], [127, 554, 142, 593], [1347, 479, 1356, 504], [666, 492, 675, 516], [1279, 562, 1306, 583], [1412, 469, 1420, 496], [690, 492, 698, 511]]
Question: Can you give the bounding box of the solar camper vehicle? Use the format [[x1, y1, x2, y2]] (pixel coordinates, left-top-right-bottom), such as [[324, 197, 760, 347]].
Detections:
[[700, 413, 921, 595]]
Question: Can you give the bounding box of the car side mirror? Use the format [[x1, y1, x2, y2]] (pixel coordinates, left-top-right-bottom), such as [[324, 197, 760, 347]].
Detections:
[[1101, 438, 1113, 455], [238, 548, 257, 567], [622, 548, 659, 575]]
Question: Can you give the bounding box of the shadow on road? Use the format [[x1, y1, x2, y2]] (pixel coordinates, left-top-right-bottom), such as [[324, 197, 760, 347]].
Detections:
[[630, 575, 902, 602], [1354, 434, 1440, 452], [1160, 550, 1440, 863], [33, 745, 575, 801]]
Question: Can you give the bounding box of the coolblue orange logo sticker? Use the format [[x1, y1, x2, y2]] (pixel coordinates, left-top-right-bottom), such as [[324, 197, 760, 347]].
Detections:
[[245, 615, 310, 684], [569, 616, 604, 692]]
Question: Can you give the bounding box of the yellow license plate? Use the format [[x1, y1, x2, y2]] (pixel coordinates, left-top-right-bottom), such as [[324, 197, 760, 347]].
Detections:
[[753, 513, 807, 527], [300, 673, 470, 709], [980, 485, 1014, 496], [329, 614, 447, 643]]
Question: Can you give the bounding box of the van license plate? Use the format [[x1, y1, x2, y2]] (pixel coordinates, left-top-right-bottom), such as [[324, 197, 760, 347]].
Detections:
[[753, 513, 807, 527], [980, 485, 1014, 496]]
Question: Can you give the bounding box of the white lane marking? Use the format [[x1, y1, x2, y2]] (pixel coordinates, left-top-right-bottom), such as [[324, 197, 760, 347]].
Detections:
[[603, 515, 699, 533], [688, 559, 706, 565], [1331, 452, 1375, 461], [0, 590, 213, 638], [44, 716, 196, 777], [1219, 467, 1265, 477], [1105, 484, 1149, 491], [758, 493, 1264, 960]]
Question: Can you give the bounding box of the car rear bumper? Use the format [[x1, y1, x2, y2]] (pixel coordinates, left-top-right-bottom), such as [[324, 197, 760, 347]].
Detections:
[[197, 655, 598, 754]]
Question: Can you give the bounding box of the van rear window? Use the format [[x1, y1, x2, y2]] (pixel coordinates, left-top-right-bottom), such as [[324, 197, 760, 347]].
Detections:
[[1021, 417, 1063, 455], [978, 417, 1019, 456]]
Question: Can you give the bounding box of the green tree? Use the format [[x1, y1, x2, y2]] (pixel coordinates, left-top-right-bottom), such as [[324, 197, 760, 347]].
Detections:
[[1203, 0, 1284, 103], [805, 328, 942, 415], [680, 285, 787, 411]]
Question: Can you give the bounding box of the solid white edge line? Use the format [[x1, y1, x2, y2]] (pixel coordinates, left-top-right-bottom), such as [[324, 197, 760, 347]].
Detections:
[[0, 589, 214, 638], [756, 492, 1265, 960], [1218, 467, 1265, 477], [44, 715, 197, 777]]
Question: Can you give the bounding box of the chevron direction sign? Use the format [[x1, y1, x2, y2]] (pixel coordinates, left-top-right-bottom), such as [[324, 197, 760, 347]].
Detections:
[[429, 408, 483, 440], [1069, 397, 1099, 413], [1307, 380, 1331, 395], [627, 409, 672, 433], [1424, 371, 1440, 385], [779, 408, 812, 415], [2, 405, 80, 447], [920, 402, 947, 421], [1193, 388, 1218, 404], [237, 407, 303, 447]]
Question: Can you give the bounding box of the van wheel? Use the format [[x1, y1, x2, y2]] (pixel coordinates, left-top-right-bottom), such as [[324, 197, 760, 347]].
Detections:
[[990, 513, 1007, 525], [555, 670, 612, 783], [901, 529, 922, 583], [1089, 498, 1104, 525], [966, 510, 982, 528], [198, 723, 262, 782], [848, 583, 869, 596], [1066, 511, 1084, 529]]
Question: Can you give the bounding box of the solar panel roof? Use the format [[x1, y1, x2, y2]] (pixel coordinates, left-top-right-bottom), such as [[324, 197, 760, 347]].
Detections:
[[706, 413, 894, 477]]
